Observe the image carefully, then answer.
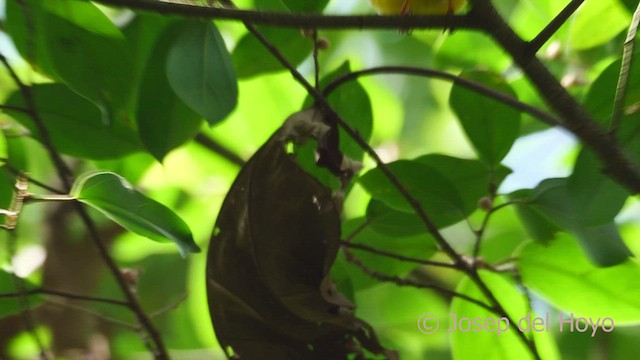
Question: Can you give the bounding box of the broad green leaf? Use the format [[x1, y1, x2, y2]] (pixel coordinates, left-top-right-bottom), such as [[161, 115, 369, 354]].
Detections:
[[41, 0, 134, 123], [343, 217, 436, 289], [526, 178, 632, 266], [568, 148, 629, 225], [232, 27, 312, 78], [166, 21, 238, 125], [5, 84, 141, 159], [450, 70, 521, 167], [0, 270, 43, 319], [436, 32, 511, 71], [451, 271, 559, 360], [510, 189, 560, 244], [518, 234, 640, 324], [359, 160, 465, 229], [415, 154, 511, 214], [71, 172, 199, 257], [5, 0, 55, 74], [137, 24, 203, 161], [569, 0, 629, 50], [366, 200, 425, 237], [366, 155, 511, 236]]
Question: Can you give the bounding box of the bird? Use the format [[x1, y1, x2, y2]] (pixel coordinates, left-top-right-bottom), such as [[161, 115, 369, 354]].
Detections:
[[370, 0, 467, 15]]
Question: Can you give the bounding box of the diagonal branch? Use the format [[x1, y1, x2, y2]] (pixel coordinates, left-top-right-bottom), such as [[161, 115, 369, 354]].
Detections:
[[527, 0, 585, 56]]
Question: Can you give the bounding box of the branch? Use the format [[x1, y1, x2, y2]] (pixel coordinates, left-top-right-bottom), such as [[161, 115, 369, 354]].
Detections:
[[94, 0, 482, 30], [194, 133, 245, 166], [527, 0, 584, 55], [340, 241, 459, 269], [342, 248, 494, 313], [0, 288, 130, 307], [472, 0, 640, 194], [323, 66, 561, 127]]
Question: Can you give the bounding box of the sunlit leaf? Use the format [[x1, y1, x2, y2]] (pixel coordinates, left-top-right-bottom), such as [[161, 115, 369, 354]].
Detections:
[[166, 21, 238, 125], [518, 234, 640, 324], [450, 70, 521, 167], [569, 0, 629, 50], [71, 172, 199, 257], [451, 271, 559, 360]]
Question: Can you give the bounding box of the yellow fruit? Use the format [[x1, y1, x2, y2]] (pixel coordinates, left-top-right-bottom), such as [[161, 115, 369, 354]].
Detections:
[[370, 0, 467, 15]]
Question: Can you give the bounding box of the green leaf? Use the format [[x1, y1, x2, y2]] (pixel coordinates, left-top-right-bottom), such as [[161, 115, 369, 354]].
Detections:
[[510, 189, 561, 244], [366, 200, 426, 237], [415, 154, 511, 214], [0, 270, 43, 319], [451, 271, 559, 360], [524, 178, 632, 266], [5, 84, 141, 160], [166, 21, 238, 124], [359, 160, 466, 229], [137, 24, 203, 161], [40, 0, 134, 123], [5, 0, 55, 74], [232, 27, 312, 78], [450, 70, 521, 167], [518, 234, 640, 324], [71, 172, 199, 257], [568, 148, 629, 225], [569, 0, 629, 50]]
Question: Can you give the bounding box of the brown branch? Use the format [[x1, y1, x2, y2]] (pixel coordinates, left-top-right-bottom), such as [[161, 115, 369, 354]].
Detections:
[[472, 0, 640, 195], [0, 287, 130, 306], [194, 133, 245, 166], [527, 0, 585, 55], [94, 0, 482, 30], [340, 240, 459, 269], [342, 248, 494, 313], [323, 66, 561, 127]]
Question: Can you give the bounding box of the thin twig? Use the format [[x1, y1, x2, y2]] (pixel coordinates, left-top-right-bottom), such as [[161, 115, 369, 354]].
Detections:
[[312, 29, 320, 90], [45, 298, 139, 330], [323, 66, 561, 127], [342, 248, 494, 313], [0, 104, 32, 114], [611, 1, 640, 134], [194, 133, 245, 166], [0, 288, 130, 307], [472, 200, 518, 258], [528, 0, 584, 55], [0, 160, 66, 194], [341, 240, 459, 269]]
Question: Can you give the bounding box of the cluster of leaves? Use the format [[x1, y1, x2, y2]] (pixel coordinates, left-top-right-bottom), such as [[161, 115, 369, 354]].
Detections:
[[1, 0, 640, 359]]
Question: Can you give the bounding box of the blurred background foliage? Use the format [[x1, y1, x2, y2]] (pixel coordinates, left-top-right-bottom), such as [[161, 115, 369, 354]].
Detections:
[[0, 0, 639, 359]]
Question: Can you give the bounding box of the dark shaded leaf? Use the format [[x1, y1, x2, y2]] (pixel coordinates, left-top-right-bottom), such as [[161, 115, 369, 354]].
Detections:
[[166, 21, 238, 125], [206, 109, 394, 359], [41, 0, 134, 122], [450, 70, 521, 167], [137, 23, 203, 161], [71, 172, 199, 257], [5, 84, 141, 160]]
